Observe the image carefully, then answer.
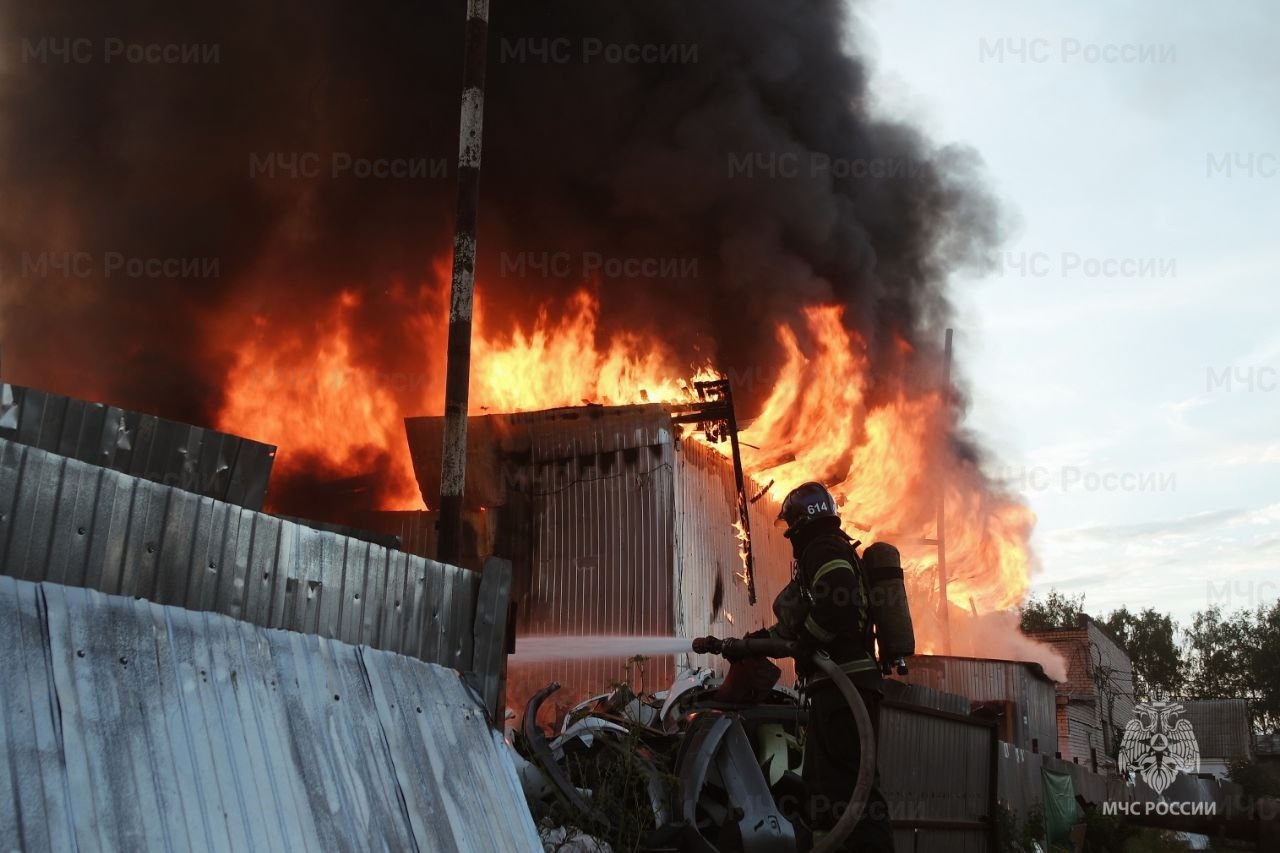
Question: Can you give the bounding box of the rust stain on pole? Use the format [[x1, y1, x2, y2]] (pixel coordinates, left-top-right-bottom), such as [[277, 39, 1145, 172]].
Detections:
[[439, 0, 491, 566]]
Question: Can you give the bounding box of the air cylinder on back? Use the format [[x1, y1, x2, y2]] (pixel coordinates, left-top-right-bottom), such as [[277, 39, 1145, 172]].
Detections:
[[862, 542, 915, 666]]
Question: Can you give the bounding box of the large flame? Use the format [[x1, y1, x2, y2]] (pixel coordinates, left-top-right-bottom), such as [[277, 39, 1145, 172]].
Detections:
[[733, 305, 1035, 614], [217, 278, 1036, 655], [217, 280, 712, 509]]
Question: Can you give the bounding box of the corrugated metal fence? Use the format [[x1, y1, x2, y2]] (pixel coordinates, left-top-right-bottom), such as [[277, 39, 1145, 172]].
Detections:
[[880, 700, 998, 853], [0, 436, 511, 715], [997, 742, 1246, 824], [0, 383, 275, 509], [898, 656, 1058, 752], [0, 575, 540, 852]]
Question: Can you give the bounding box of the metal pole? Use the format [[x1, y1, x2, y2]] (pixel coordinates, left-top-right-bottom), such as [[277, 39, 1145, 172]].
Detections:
[[937, 328, 953, 654], [438, 0, 490, 566]]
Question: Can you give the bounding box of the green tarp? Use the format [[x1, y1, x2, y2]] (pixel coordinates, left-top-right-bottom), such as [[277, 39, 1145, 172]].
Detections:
[[1042, 767, 1080, 849]]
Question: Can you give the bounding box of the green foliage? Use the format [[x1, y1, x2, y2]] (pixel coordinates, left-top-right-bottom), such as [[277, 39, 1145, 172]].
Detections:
[[1020, 590, 1086, 632], [1185, 602, 1280, 731], [1184, 606, 1252, 699], [550, 725, 655, 853], [1101, 606, 1184, 701], [1021, 590, 1280, 731], [1080, 806, 1136, 851], [1227, 755, 1280, 800], [996, 801, 1046, 853]]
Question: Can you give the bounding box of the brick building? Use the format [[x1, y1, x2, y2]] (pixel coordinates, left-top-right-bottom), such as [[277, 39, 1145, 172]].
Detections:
[[1026, 614, 1136, 773]]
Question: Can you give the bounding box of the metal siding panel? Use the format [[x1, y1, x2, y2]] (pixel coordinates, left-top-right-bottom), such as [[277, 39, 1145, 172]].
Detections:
[[672, 440, 793, 678], [415, 551, 439, 663], [507, 409, 677, 708], [894, 656, 1059, 751], [472, 558, 514, 714], [0, 384, 275, 510], [0, 439, 482, 675], [0, 577, 539, 852], [0, 576, 75, 851], [879, 703, 994, 851]]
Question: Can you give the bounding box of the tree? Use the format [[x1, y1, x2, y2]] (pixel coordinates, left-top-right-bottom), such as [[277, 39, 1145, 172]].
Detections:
[[1183, 606, 1251, 698], [1101, 606, 1184, 701], [1240, 600, 1280, 731], [1184, 601, 1280, 732], [1227, 755, 1280, 800], [1019, 589, 1085, 633]]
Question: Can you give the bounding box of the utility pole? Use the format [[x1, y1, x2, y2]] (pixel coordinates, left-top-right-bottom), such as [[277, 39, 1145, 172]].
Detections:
[[937, 328, 953, 654], [438, 0, 490, 566]]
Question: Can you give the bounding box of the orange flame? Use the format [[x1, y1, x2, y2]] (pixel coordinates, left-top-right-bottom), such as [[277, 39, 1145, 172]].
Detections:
[[217, 289, 422, 507], [731, 305, 1035, 614], [730, 519, 751, 587], [217, 278, 1036, 653]]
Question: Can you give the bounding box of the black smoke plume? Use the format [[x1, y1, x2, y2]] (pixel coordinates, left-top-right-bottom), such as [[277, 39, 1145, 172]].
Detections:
[[0, 0, 1000, 515]]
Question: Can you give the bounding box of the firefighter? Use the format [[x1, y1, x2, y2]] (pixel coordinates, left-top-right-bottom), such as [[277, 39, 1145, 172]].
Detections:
[[754, 481, 895, 852]]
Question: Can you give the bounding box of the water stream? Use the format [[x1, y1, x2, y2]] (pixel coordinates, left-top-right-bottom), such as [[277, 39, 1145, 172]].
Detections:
[[508, 635, 694, 663]]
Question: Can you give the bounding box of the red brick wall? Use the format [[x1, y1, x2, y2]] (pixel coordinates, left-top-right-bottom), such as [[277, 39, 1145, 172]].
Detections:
[[1026, 617, 1135, 773]]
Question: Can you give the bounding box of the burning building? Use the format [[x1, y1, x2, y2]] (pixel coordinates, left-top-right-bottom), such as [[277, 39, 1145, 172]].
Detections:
[[404, 400, 793, 707], [3, 0, 1035, 632]]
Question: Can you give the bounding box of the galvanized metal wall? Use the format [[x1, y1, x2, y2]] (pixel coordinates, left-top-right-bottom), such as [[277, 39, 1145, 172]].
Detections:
[[673, 438, 795, 681], [0, 576, 540, 852], [899, 655, 1058, 751], [672, 438, 791, 640], [502, 407, 679, 710], [0, 437, 489, 684], [0, 383, 275, 509], [883, 678, 973, 717], [502, 409, 804, 710], [880, 701, 997, 853], [516, 427, 675, 639]]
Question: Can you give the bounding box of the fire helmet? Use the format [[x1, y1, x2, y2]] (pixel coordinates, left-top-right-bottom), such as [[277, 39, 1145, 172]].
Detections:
[[775, 481, 838, 538]]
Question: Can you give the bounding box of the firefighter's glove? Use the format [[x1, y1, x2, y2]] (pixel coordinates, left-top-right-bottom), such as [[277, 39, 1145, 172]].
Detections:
[[794, 633, 819, 665], [719, 637, 753, 662]]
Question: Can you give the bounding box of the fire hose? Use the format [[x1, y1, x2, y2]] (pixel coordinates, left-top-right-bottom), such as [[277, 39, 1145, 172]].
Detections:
[[691, 636, 875, 853]]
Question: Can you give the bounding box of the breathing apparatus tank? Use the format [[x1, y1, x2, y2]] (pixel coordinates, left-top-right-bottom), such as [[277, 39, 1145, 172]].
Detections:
[[861, 542, 915, 674]]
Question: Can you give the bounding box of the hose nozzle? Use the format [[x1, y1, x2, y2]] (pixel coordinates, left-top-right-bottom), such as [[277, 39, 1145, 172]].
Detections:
[[691, 635, 723, 655], [692, 635, 797, 660]]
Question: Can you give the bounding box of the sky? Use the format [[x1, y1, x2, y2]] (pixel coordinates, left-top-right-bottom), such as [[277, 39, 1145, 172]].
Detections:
[[856, 0, 1280, 626]]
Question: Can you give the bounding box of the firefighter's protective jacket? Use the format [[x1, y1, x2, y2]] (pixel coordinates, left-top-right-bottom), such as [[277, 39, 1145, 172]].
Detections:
[[761, 520, 883, 691]]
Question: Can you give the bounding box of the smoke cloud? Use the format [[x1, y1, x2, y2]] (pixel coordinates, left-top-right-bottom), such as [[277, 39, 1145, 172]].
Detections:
[[0, 0, 1002, 512]]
